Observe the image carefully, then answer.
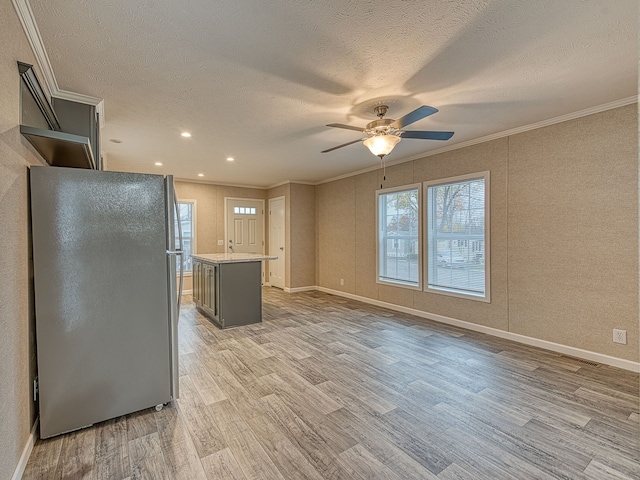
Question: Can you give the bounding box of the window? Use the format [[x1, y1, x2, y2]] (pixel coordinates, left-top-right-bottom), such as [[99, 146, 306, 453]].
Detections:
[[377, 185, 421, 288], [425, 172, 489, 301], [234, 206, 256, 215], [176, 200, 196, 273]]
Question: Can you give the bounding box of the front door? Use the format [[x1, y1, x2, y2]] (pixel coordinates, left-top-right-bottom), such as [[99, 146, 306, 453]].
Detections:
[[269, 196, 285, 289], [225, 198, 264, 255]]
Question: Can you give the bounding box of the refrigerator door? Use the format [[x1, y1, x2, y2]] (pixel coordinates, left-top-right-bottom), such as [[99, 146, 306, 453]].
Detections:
[[30, 167, 173, 438], [164, 175, 182, 400]]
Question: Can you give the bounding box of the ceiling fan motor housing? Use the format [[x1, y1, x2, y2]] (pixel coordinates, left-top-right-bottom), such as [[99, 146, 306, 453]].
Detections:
[[367, 105, 401, 136], [366, 118, 395, 132]]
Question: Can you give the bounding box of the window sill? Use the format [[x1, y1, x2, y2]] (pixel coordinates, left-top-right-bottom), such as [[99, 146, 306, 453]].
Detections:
[[377, 278, 422, 291]]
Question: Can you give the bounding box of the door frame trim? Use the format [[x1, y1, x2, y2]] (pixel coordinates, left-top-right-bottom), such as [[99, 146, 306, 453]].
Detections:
[[268, 195, 286, 289]]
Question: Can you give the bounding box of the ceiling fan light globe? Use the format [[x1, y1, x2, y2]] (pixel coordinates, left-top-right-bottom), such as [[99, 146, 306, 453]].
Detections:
[[363, 134, 401, 157]]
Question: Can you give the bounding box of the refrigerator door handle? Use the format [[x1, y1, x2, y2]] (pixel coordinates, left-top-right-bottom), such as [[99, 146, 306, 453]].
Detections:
[[165, 175, 181, 400], [174, 189, 184, 312]]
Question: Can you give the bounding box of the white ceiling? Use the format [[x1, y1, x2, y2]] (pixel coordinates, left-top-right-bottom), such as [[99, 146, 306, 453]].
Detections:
[[28, 0, 638, 188]]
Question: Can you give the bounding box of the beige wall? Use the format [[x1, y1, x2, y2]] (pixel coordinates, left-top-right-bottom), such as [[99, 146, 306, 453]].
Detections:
[[289, 183, 315, 288], [0, 4, 48, 478], [317, 177, 357, 292], [316, 105, 638, 362], [507, 106, 638, 357]]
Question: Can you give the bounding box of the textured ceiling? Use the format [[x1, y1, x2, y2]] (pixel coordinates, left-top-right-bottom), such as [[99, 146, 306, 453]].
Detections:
[[29, 0, 638, 187]]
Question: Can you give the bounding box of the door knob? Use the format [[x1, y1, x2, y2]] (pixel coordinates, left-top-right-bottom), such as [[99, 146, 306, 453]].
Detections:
[[280, 247, 284, 250]]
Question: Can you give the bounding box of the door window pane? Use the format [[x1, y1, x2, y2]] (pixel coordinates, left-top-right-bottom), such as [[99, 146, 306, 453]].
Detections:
[[233, 206, 256, 215]]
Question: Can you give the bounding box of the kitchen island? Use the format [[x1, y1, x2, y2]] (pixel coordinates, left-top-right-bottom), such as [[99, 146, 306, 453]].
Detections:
[[191, 253, 276, 329]]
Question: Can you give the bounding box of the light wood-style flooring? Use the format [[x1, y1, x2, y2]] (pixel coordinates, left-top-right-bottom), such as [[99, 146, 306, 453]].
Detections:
[[24, 288, 640, 479]]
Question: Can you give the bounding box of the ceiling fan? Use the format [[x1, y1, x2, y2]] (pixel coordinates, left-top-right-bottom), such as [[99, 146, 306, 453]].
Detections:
[[322, 105, 454, 158]]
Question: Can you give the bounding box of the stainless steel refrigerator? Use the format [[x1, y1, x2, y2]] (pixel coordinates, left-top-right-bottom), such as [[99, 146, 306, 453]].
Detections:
[[30, 166, 183, 439]]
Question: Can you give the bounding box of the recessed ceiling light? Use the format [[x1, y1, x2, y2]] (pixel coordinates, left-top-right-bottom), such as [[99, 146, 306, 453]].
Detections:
[[226, 157, 234, 162], [197, 173, 204, 177], [154, 162, 163, 166], [109, 138, 123, 143], [181, 132, 191, 138]]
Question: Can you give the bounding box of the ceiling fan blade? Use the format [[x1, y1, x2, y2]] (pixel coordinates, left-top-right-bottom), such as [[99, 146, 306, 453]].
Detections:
[[390, 106, 438, 129], [321, 138, 363, 153], [326, 123, 365, 132], [401, 130, 454, 140]]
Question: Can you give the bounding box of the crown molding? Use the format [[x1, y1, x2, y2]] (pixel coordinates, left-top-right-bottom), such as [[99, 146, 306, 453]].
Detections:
[[174, 177, 267, 190], [266, 180, 290, 189], [54, 90, 105, 128], [316, 96, 639, 186], [266, 180, 317, 189], [13, 0, 105, 128], [12, 0, 57, 95], [316, 162, 385, 185], [175, 179, 320, 191], [398, 95, 639, 165]]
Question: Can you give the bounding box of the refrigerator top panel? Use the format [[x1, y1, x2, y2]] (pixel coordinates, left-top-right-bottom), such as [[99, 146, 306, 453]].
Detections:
[[30, 166, 173, 438]]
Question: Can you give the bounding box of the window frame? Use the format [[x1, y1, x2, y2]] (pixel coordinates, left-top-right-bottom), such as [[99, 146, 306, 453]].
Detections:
[[423, 171, 490, 302], [177, 199, 197, 275], [375, 183, 423, 290]]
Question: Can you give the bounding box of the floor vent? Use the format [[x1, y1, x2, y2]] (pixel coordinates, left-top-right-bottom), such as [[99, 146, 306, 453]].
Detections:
[[561, 355, 602, 367]]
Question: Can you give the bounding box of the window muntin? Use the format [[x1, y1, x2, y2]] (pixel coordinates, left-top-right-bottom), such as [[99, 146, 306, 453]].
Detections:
[[234, 206, 256, 215], [425, 173, 489, 300], [377, 185, 421, 288], [177, 201, 195, 273]]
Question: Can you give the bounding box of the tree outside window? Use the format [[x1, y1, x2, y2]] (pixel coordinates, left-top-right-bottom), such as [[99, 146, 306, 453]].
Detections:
[[377, 186, 421, 288], [426, 172, 489, 300]]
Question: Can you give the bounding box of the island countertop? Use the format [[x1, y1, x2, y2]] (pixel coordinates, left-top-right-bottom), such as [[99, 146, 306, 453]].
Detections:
[[191, 253, 277, 264]]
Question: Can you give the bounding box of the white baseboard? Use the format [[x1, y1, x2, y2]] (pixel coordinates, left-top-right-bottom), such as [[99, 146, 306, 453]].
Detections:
[[12, 418, 38, 480], [284, 286, 317, 293], [286, 286, 639, 372]]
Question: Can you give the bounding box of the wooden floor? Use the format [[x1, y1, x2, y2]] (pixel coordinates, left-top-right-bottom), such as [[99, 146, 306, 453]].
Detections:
[[24, 288, 639, 479]]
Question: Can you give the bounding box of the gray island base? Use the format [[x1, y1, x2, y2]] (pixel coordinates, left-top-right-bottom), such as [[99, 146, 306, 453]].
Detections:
[[191, 253, 277, 329]]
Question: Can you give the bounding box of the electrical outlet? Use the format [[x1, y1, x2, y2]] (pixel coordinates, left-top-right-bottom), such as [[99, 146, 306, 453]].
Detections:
[[217, 240, 224, 246], [613, 329, 627, 345], [340, 278, 344, 286]]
